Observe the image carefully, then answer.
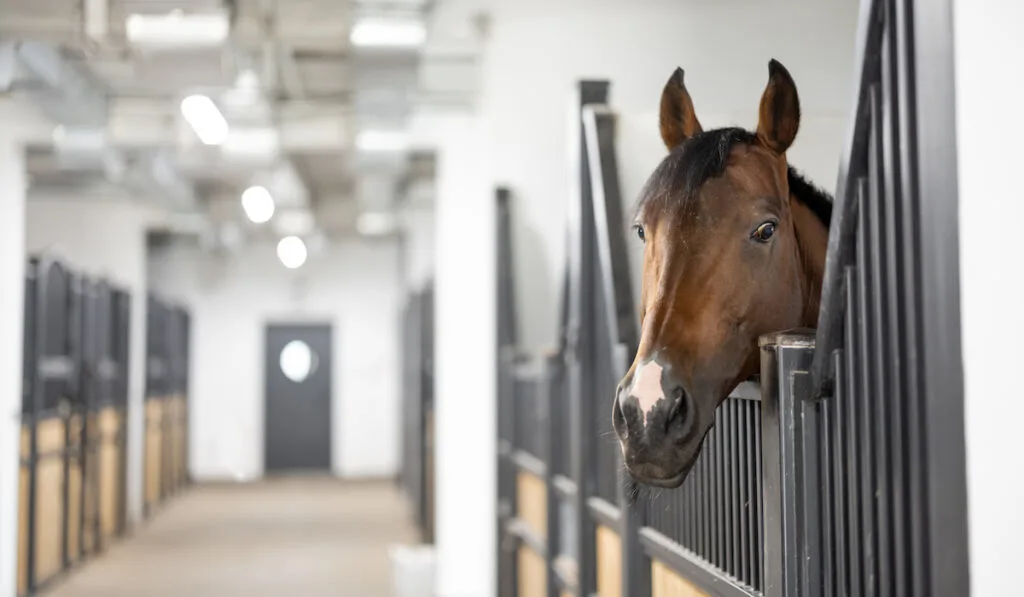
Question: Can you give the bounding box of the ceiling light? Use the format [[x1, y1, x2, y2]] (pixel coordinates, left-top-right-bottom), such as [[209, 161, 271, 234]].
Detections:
[[180, 94, 228, 145], [350, 18, 426, 48], [356, 130, 409, 153], [241, 185, 275, 223], [277, 236, 308, 269], [125, 11, 229, 48]]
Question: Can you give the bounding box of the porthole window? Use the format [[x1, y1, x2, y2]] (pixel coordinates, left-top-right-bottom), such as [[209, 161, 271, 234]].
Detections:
[[279, 340, 318, 383]]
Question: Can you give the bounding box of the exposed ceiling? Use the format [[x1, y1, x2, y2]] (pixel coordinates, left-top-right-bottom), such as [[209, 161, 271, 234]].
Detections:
[[0, 0, 484, 248]]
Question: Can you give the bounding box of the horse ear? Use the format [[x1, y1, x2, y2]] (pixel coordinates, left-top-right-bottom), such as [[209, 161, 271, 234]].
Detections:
[[755, 59, 801, 154], [659, 67, 703, 150]]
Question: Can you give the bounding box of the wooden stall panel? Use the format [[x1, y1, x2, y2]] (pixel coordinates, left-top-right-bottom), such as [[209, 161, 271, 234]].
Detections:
[[173, 395, 185, 490], [82, 413, 99, 553], [517, 547, 547, 597], [67, 458, 82, 562], [34, 418, 66, 584], [18, 427, 30, 596], [66, 415, 82, 562], [516, 470, 547, 539], [597, 525, 622, 597], [145, 401, 163, 507], [99, 408, 121, 539], [652, 560, 709, 597]]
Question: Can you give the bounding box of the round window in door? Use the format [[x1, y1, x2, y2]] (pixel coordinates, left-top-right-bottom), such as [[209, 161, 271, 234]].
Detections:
[[279, 340, 319, 383]]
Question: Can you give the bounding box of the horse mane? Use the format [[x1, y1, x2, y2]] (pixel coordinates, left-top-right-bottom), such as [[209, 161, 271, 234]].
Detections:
[[636, 127, 833, 227]]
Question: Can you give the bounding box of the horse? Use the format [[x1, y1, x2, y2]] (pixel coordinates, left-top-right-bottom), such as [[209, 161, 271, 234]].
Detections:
[[612, 59, 833, 488]]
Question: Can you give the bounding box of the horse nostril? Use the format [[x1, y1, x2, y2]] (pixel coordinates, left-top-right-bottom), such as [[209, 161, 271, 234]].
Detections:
[[665, 387, 687, 431]]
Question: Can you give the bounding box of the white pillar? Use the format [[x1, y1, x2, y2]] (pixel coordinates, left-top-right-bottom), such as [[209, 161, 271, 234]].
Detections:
[[433, 115, 496, 597], [955, 1, 1024, 595], [0, 134, 26, 597]]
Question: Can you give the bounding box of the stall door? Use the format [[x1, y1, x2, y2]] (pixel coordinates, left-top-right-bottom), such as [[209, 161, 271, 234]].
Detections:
[[264, 323, 332, 472]]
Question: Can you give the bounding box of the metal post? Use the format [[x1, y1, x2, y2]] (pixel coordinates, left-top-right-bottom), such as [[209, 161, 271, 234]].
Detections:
[[760, 331, 819, 597]]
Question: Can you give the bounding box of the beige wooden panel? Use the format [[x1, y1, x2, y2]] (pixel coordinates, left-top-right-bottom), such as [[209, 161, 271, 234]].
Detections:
[[596, 524, 622, 597], [98, 408, 121, 540], [652, 559, 710, 597], [145, 401, 163, 506], [517, 546, 547, 597], [172, 395, 185, 490], [67, 458, 82, 562], [82, 413, 99, 553], [516, 470, 547, 539], [18, 426, 30, 596], [35, 417, 66, 583]]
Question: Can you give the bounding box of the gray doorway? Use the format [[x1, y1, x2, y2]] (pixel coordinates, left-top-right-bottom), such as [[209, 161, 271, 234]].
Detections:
[[264, 323, 332, 472]]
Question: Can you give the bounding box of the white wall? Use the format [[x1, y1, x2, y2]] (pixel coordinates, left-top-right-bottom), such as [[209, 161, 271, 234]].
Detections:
[[401, 204, 436, 293], [480, 0, 859, 354], [148, 239, 403, 480], [0, 131, 27, 597], [954, 1, 1024, 594], [430, 114, 495, 597], [25, 197, 160, 526]]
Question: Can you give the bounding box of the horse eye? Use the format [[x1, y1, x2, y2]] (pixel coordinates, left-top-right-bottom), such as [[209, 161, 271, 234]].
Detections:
[[752, 221, 777, 243], [635, 225, 646, 243]]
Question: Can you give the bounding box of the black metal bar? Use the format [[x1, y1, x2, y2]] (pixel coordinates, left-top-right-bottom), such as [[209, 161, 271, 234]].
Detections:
[[567, 79, 609, 597], [831, 349, 848, 596], [907, 0, 970, 594], [542, 353, 562, 597], [819, 393, 833, 597], [867, 79, 894, 597], [844, 265, 864, 597]]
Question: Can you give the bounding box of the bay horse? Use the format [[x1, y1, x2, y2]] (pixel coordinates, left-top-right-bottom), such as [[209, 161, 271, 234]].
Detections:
[[612, 60, 833, 488]]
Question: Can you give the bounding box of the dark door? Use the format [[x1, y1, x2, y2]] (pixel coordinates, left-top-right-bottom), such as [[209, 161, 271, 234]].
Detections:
[[264, 323, 332, 472]]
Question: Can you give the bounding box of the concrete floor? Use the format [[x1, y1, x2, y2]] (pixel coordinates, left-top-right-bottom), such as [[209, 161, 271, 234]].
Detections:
[[43, 477, 420, 597]]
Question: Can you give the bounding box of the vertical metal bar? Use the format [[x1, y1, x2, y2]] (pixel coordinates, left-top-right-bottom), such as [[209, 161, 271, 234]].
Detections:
[[727, 399, 738, 578], [568, 80, 609, 597], [796, 368, 821, 597], [820, 396, 834, 597], [867, 72, 894, 597], [910, 0, 971, 587], [760, 340, 790, 597], [737, 401, 749, 586], [880, 5, 909, 593], [700, 427, 710, 561], [755, 399, 764, 592], [832, 349, 849, 596], [544, 355, 561, 597], [716, 405, 724, 569], [844, 264, 863, 597], [855, 170, 878, 597], [25, 260, 44, 595]]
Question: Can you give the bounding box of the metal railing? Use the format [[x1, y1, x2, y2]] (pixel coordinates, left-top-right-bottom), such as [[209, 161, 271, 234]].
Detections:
[[19, 255, 132, 597], [493, 0, 968, 593]]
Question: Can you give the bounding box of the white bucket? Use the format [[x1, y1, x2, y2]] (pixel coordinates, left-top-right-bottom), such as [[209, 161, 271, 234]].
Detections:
[[389, 544, 436, 597]]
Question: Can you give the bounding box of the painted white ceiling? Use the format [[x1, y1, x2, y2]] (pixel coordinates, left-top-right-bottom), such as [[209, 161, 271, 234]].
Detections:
[[0, 0, 485, 243]]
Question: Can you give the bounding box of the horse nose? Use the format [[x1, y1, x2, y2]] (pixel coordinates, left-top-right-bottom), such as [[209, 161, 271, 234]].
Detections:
[[615, 359, 692, 441]]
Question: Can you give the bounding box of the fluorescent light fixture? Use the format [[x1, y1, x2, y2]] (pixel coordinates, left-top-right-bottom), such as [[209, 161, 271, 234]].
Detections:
[[180, 94, 228, 145], [125, 11, 229, 48], [277, 236, 308, 269], [355, 130, 409, 153], [241, 186, 275, 224], [357, 211, 398, 236], [350, 18, 426, 48]]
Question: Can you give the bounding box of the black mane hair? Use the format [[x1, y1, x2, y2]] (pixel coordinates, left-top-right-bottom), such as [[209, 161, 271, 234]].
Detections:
[[636, 127, 833, 226]]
